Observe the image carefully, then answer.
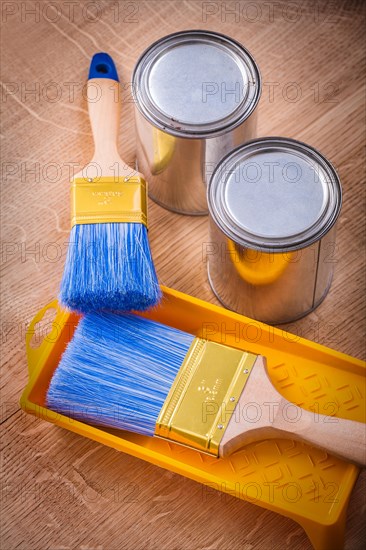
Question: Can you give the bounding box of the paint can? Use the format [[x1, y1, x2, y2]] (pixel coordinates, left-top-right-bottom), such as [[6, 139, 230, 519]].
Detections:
[[207, 137, 342, 324], [132, 30, 261, 215]]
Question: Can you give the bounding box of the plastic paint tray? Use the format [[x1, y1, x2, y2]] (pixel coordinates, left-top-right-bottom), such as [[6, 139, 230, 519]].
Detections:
[[20, 286, 365, 550]]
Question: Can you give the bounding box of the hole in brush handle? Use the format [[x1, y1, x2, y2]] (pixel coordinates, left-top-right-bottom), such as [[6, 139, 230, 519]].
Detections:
[[95, 63, 109, 75], [88, 53, 119, 82]]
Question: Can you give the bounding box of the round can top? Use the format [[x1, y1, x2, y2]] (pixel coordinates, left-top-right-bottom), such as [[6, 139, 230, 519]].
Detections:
[[208, 137, 342, 251], [132, 30, 261, 138]]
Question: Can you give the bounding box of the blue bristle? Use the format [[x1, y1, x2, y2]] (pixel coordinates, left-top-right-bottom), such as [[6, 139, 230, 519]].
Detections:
[[59, 222, 162, 313], [46, 313, 195, 435]]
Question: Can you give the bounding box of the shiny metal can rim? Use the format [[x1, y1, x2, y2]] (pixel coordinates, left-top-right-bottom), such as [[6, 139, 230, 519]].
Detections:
[[132, 30, 262, 139], [207, 137, 342, 252]]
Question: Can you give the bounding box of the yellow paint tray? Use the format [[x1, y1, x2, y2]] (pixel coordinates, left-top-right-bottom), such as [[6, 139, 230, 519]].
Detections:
[[20, 286, 365, 550]]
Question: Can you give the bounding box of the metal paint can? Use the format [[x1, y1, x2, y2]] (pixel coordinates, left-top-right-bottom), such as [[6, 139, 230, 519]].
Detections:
[[132, 30, 261, 215], [207, 137, 342, 324]]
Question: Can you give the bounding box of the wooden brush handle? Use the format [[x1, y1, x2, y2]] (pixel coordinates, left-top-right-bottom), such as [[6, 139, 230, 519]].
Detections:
[[87, 78, 120, 168], [220, 357, 366, 466], [74, 53, 137, 180], [272, 399, 366, 466]]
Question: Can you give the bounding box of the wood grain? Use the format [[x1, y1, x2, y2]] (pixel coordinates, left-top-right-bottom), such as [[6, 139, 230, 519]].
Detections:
[[1, 1, 365, 549]]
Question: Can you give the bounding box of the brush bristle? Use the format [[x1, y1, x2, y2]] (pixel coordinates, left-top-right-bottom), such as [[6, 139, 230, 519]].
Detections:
[[46, 313, 194, 435], [59, 223, 162, 313]]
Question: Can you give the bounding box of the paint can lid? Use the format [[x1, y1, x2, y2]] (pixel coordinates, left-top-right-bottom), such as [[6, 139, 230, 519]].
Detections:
[[208, 137, 342, 252], [132, 30, 261, 137]]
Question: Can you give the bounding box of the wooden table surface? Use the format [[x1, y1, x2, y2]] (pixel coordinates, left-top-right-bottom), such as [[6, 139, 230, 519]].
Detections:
[[2, 1, 365, 549]]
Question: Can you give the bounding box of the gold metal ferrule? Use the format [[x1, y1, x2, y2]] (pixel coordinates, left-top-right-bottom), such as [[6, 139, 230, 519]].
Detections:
[[71, 176, 147, 228], [155, 338, 257, 456]]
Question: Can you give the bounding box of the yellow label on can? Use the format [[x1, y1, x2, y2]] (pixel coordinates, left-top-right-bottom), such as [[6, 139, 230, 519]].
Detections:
[[155, 338, 257, 456], [71, 176, 147, 228]]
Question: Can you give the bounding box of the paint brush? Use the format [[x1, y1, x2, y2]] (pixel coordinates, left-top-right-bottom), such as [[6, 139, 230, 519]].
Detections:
[[59, 53, 161, 313], [46, 312, 366, 466]]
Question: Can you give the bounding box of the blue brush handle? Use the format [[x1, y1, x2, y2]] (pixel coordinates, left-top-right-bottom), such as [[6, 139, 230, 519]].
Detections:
[[88, 52, 119, 82]]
